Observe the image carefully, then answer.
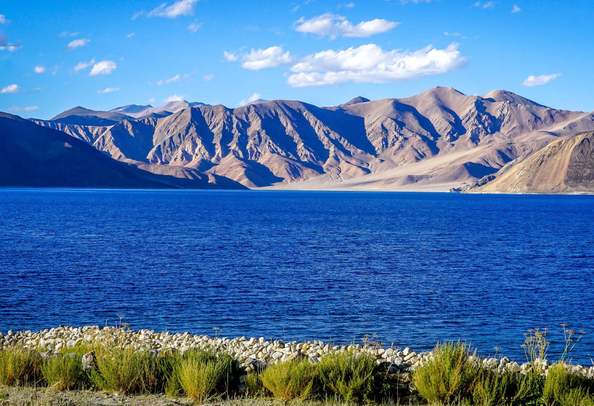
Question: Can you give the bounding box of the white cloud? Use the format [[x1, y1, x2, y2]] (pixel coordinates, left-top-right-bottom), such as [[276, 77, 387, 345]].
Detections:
[[239, 92, 262, 106], [89, 60, 117, 76], [165, 94, 185, 102], [97, 87, 120, 94], [156, 74, 180, 85], [0, 14, 8, 24], [74, 58, 96, 73], [127, 32, 136, 38], [58, 31, 78, 38], [149, 97, 156, 103], [9, 105, 39, 112], [148, 0, 199, 18], [65, 38, 89, 51], [203, 74, 214, 81], [400, 0, 432, 3], [223, 51, 239, 61], [522, 73, 561, 87], [240, 46, 294, 70], [0, 34, 21, 52], [34, 66, 45, 74], [1, 84, 19, 93], [188, 21, 202, 33], [512, 5, 521, 13], [294, 13, 399, 38], [288, 43, 467, 87]]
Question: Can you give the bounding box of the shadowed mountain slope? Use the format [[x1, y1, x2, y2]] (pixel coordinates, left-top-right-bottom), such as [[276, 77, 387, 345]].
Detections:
[[0, 113, 245, 189], [467, 131, 594, 194]]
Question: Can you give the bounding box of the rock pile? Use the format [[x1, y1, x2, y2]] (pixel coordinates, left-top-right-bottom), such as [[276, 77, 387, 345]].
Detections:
[[1, 326, 593, 379]]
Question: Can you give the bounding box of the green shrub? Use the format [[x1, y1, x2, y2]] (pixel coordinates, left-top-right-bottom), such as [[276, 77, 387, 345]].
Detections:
[[472, 369, 513, 406], [542, 362, 589, 406], [40, 354, 86, 390], [507, 371, 544, 406], [411, 342, 481, 405], [261, 358, 318, 402], [87, 348, 171, 394], [176, 350, 235, 404], [245, 372, 269, 398], [0, 348, 40, 387], [317, 350, 379, 403], [557, 387, 594, 406]]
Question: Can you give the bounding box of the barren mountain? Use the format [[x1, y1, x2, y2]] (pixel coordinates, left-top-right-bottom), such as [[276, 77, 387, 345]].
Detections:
[[0, 113, 245, 189], [35, 87, 594, 190], [466, 132, 594, 194]]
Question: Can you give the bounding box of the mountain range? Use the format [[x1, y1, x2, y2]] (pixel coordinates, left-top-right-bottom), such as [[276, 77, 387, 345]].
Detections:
[[4, 86, 593, 192], [0, 112, 244, 189]]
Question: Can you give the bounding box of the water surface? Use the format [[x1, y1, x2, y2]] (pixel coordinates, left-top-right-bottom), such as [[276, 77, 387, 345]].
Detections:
[[1, 189, 593, 363]]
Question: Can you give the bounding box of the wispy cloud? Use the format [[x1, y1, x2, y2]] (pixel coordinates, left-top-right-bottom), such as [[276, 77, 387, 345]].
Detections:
[[97, 87, 120, 94], [34, 66, 46, 74], [58, 31, 78, 38], [74, 58, 96, 73], [127, 32, 136, 38], [294, 13, 399, 39], [522, 73, 561, 87], [89, 60, 117, 76], [203, 74, 214, 81], [9, 105, 39, 112], [239, 92, 262, 106], [165, 94, 185, 102], [188, 21, 202, 33], [65, 38, 89, 51], [0, 14, 9, 24], [226, 46, 295, 70], [512, 5, 521, 13], [400, 0, 432, 3], [223, 51, 239, 62], [156, 74, 180, 85], [148, 0, 199, 18], [1, 84, 20, 93], [472, 1, 494, 8], [0, 34, 22, 52]]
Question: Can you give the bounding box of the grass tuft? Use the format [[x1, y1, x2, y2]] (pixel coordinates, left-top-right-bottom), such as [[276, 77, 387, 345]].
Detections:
[[175, 350, 236, 404], [87, 347, 172, 394], [40, 354, 86, 391], [411, 341, 481, 405], [0, 348, 40, 387], [317, 349, 378, 403], [260, 358, 318, 402]]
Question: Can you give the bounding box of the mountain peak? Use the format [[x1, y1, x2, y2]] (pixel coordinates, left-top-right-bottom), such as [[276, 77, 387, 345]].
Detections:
[[482, 89, 544, 107], [342, 96, 370, 106], [421, 86, 466, 98]]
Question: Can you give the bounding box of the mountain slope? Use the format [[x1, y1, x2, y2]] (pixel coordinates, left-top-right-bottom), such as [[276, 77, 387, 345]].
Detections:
[[0, 113, 245, 189], [36, 88, 594, 190], [467, 131, 594, 194]]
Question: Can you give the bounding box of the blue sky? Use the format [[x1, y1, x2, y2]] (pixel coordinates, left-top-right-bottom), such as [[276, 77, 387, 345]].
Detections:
[[1, 0, 593, 119]]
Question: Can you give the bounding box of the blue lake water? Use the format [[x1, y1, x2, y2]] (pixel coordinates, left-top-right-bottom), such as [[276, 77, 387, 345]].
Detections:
[[1, 189, 593, 363]]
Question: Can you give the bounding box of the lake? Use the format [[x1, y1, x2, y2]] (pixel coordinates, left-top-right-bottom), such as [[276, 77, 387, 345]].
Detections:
[[1, 189, 593, 363]]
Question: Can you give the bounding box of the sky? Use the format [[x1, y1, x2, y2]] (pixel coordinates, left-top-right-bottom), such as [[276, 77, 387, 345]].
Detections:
[[1, 0, 593, 119]]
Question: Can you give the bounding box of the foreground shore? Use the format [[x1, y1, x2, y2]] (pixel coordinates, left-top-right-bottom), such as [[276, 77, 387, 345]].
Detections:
[[1, 326, 593, 406], [2, 326, 593, 376]]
